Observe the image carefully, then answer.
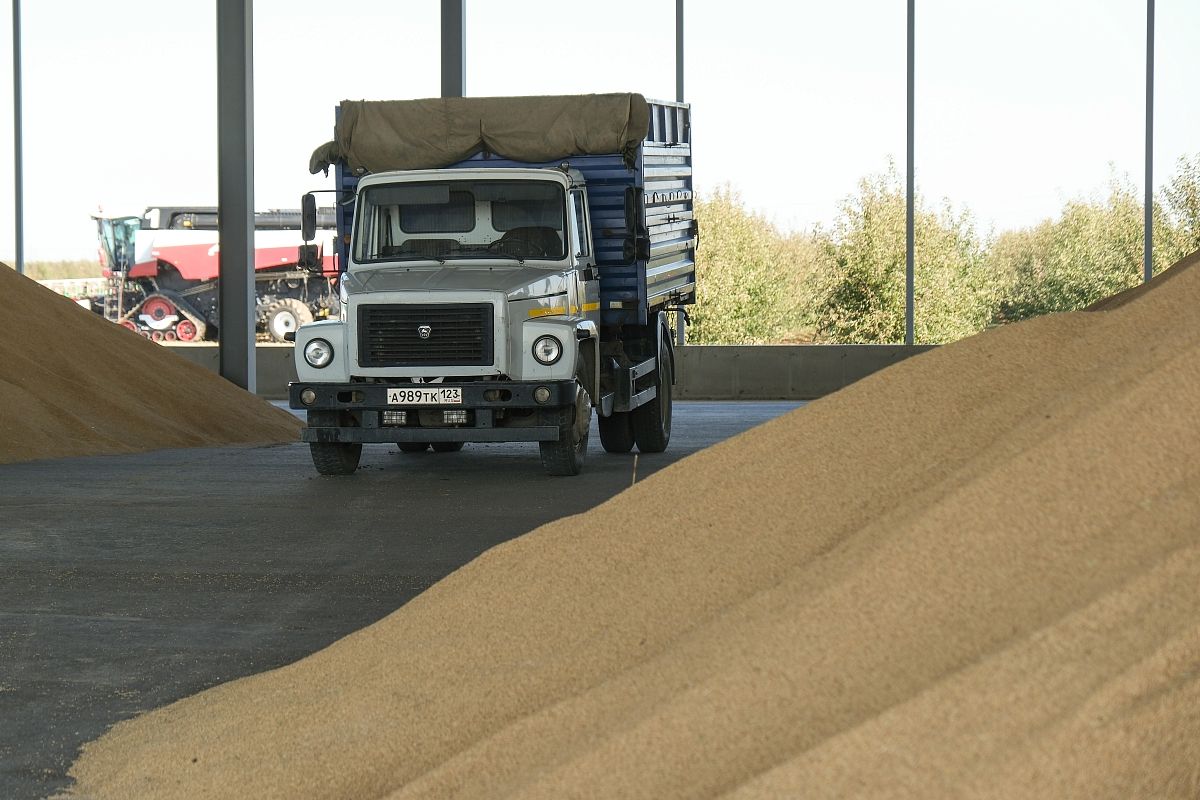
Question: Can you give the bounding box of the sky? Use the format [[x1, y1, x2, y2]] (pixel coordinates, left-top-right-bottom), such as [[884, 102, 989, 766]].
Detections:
[[0, 0, 1197, 262]]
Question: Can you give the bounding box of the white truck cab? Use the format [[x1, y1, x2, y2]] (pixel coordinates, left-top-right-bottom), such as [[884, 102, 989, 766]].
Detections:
[[295, 168, 598, 387]]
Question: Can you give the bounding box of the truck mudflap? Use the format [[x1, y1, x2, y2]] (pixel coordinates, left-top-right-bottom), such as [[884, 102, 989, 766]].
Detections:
[[290, 380, 578, 445]]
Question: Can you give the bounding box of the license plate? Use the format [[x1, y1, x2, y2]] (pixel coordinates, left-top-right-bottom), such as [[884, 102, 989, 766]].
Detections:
[[386, 387, 462, 405]]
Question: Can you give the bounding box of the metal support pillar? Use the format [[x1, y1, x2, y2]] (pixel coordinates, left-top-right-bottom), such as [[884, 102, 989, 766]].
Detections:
[[216, 0, 256, 392], [441, 0, 464, 98], [1144, 0, 1155, 283], [905, 0, 915, 345], [675, 0, 687, 347], [675, 0, 685, 104], [12, 0, 24, 275]]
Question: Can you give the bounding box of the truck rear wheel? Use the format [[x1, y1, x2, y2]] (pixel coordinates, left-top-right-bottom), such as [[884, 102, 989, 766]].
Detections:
[[539, 383, 591, 476], [310, 442, 362, 475], [598, 412, 635, 453], [431, 442, 465, 453], [632, 339, 672, 453]]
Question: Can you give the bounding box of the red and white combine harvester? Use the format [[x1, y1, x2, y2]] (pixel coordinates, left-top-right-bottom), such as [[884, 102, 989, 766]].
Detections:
[[93, 205, 339, 342]]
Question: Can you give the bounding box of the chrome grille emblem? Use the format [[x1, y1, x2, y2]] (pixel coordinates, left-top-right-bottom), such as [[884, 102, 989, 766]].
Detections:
[[417, 325, 432, 340]]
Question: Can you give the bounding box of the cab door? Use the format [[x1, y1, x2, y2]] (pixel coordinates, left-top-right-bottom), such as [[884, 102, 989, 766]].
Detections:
[[568, 188, 600, 323]]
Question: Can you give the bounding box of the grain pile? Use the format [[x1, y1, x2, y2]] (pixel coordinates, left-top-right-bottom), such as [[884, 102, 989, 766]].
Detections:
[[0, 265, 299, 465], [66, 252, 1200, 799]]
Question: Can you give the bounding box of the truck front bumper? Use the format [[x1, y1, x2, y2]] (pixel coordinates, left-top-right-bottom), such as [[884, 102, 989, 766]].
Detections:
[[288, 380, 577, 444]]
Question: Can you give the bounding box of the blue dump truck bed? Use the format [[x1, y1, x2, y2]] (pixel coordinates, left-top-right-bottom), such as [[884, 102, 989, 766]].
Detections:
[[320, 95, 695, 327]]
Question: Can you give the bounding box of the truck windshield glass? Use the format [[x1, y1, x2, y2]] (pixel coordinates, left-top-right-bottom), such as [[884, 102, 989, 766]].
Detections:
[[355, 180, 567, 264]]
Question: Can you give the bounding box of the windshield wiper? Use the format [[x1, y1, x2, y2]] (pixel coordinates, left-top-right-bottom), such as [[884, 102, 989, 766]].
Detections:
[[483, 252, 525, 266], [455, 245, 524, 265], [374, 254, 447, 265]]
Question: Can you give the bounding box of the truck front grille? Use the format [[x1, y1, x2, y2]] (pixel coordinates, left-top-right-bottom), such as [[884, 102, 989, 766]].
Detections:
[[357, 303, 494, 367]]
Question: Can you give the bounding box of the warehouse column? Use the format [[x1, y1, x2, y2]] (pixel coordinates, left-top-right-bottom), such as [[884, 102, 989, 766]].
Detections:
[[12, 0, 24, 276], [1144, 0, 1155, 284], [216, 0, 256, 392], [905, 0, 915, 345], [441, 0, 464, 98], [675, 0, 687, 347]]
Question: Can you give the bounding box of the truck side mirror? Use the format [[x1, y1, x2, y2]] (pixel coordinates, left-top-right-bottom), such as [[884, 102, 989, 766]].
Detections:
[[301, 192, 317, 242]]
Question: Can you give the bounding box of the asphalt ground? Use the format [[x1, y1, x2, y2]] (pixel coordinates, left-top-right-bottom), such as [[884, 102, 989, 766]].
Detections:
[[0, 401, 802, 799]]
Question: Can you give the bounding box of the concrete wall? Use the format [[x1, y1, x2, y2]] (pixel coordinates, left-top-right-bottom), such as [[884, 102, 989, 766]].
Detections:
[[164, 343, 297, 400], [674, 345, 936, 400], [165, 343, 936, 401]]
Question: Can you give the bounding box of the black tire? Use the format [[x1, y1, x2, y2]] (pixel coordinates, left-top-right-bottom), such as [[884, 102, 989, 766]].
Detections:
[[632, 339, 672, 453], [431, 442, 465, 453], [598, 412, 635, 453], [264, 298, 314, 342], [539, 383, 591, 476], [309, 442, 362, 475], [397, 443, 430, 454]]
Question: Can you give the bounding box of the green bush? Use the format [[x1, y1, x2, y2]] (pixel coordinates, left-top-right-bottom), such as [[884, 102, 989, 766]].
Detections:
[[809, 165, 998, 344], [1163, 153, 1200, 258], [689, 187, 817, 344], [690, 156, 1198, 344], [991, 174, 1188, 322]]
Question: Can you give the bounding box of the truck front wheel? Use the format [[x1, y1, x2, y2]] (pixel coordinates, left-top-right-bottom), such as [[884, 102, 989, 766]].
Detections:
[[540, 383, 591, 476], [310, 442, 362, 475]]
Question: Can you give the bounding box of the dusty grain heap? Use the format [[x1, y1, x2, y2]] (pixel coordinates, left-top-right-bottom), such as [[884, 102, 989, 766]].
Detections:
[[0, 265, 299, 465], [67, 252, 1200, 799]]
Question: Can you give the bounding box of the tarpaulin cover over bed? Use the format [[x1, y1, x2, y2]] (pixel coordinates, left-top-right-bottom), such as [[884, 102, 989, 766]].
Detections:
[[309, 93, 651, 176]]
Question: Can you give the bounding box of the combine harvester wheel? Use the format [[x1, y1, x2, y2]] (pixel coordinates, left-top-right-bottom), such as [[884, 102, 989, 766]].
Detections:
[[135, 295, 184, 343], [175, 319, 199, 342], [140, 297, 176, 325], [264, 298, 314, 343]]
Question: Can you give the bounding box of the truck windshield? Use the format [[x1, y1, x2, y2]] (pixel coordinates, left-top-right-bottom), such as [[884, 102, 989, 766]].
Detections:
[[354, 179, 567, 265]]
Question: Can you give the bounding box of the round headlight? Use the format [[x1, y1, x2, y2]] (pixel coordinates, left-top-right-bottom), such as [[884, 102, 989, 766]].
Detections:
[[304, 338, 334, 368], [532, 335, 562, 365]]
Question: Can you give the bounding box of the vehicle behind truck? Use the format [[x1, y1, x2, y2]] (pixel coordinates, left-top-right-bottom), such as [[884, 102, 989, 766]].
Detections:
[[93, 206, 339, 342], [290, 93, 696, 476]]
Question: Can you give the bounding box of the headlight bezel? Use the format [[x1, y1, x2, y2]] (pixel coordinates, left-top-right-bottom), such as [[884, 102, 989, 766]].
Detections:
[[531, 334, 563, 366], [304, 337, 335, 368]]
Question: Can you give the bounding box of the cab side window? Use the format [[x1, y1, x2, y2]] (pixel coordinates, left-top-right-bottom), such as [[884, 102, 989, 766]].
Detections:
[[571, 191, 590, 258]]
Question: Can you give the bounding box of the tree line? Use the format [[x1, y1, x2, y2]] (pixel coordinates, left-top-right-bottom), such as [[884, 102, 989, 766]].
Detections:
[[15, 155, 1200, 345], [689, 154, 1200, 344]]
